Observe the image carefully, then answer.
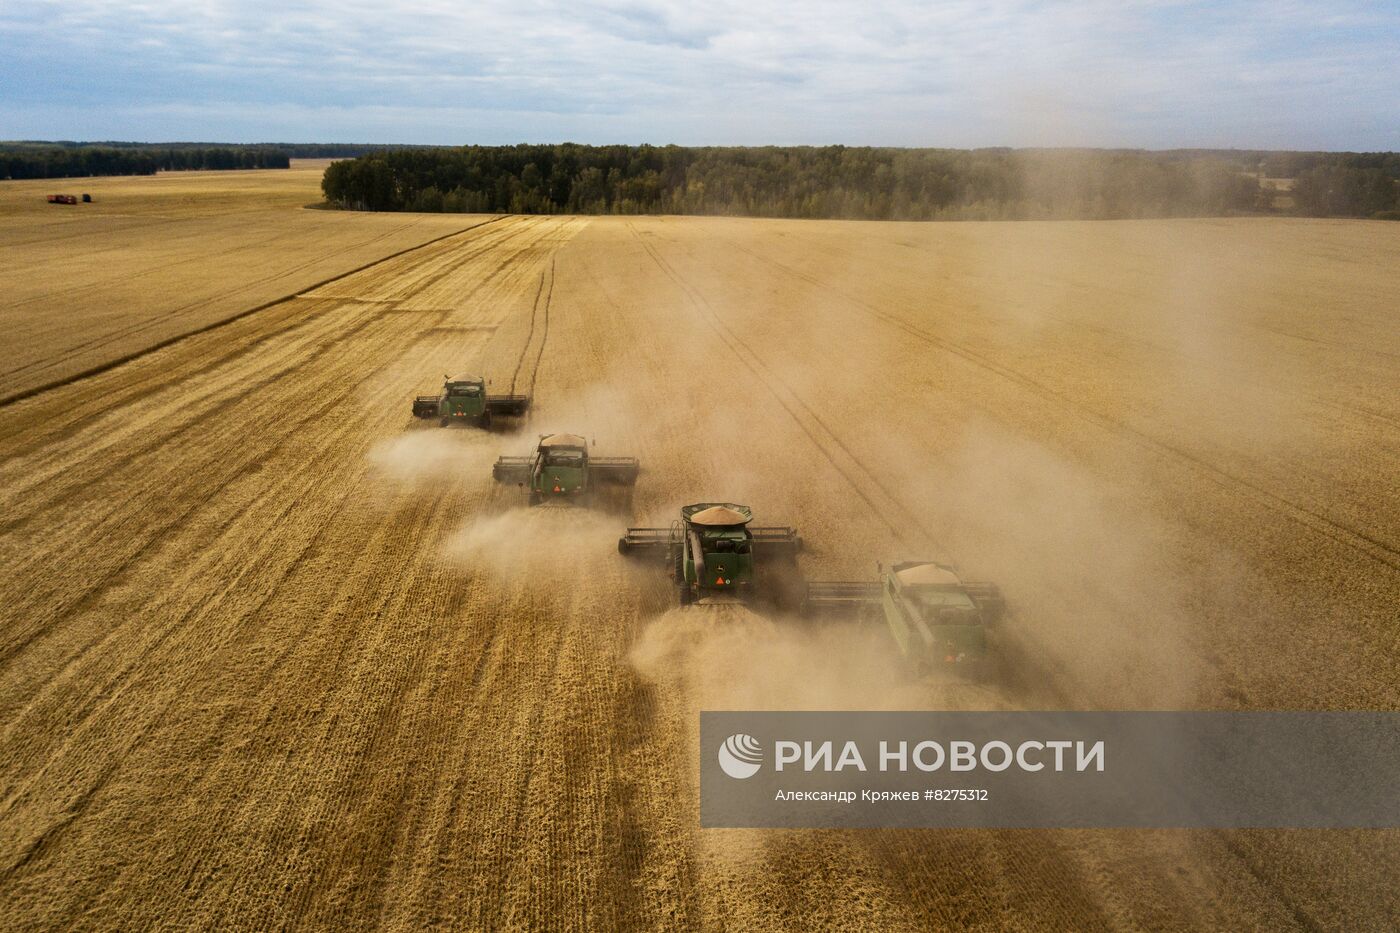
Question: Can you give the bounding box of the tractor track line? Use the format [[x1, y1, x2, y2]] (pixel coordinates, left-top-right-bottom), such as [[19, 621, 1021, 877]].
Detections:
[[509, 268, 546, 396], [4, 213, 197, 250], [0, 222, 551, 504], [0, 719, 158, 879], [0, 345, 384, 672], [351, 216, 540, 306], [0, 215, 432, 385], [683, 233, 1367, 928], [3, 211, 296, 297], [0, 221, 555, 688], [1215, 834, 1327, 933], [1, 211, 421, 319], [0, 268, 511, 877], [0, 215, 511, 410], [525, 256, 557, 398], [632, 227, 924, 552], [0, 378, 370, 706], [2, 307, 415, 660], [726, 240, 1400, 574], [0, 306, 390, 531], [879, 231, 1400, 365], [636, 231, 1097, 713]]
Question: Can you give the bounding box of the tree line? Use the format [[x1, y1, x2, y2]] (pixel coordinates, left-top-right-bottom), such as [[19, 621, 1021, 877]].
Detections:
[[1287, 153, 1400, 219], [319, 144, 1400, 221], [0, 143, 292, 180]]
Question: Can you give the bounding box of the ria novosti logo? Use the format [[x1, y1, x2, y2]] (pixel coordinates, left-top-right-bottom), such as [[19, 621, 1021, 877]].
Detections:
[[717, 733, 763, 779], [716, 734, 1106, 778]]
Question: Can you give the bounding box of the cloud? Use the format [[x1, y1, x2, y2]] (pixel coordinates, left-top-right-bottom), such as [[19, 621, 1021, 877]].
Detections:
[[1, 0, 1397, 147]]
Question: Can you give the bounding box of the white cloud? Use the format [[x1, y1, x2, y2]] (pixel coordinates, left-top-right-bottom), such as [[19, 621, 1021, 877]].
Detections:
[[1, 0, 1397, 146]]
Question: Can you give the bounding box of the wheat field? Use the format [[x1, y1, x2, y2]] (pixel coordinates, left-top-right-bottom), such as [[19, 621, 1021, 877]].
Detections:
[[2, 167, 1399, 929]]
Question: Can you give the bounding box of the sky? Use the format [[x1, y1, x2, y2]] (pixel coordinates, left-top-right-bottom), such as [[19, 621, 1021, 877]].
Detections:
[[2, 1, 1397, 149]]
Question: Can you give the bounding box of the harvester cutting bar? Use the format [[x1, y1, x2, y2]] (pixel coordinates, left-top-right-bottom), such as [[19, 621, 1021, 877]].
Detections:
[[803, 581, 882, 614], [961, 582, 1006, 623], [749, 526, 803, 554], [492, 456, 534, 483], [617, 527, 675, 555], [412, 395, 441, 418], [485, 394, 531, 415], [590, 457, 641, 485]]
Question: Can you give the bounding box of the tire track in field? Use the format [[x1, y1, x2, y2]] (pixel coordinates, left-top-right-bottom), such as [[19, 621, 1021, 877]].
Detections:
[[0, 217, 559, 691], [1, 218, 574, 913], [630, 224, 927, 553], [0, 221, 560, 674], [685, 234, 1354, 930], [0, 308, 393, 680], [508, 224, 570, 397], [2, 209, 420, 325], [623, 253, 1306, 928], [3, 211, 294, 307], [725, 239, 1400, 574], [509, 265, 547, 396], [821, 231, 1400, 432], [0, 219, 535, 454], [0, 215, 511, 409], [525, 256, 557, 398], [0, 218, 542, 506], [629, 227, 1105, 716], [321, 216, 537, 306], [3, 213, 197, 249], [0, 214, 435, 386]]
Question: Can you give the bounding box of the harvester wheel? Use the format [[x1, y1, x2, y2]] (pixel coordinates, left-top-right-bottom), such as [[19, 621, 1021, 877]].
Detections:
[[439, 417, 449, 428], [479, 410, 494, 430], [678, 584, 693, 607], [528, 491, 541, 507]]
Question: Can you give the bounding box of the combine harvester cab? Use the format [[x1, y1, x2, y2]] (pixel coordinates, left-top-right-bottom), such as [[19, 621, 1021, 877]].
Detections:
[[618, 502, 802, 607], [492, 433, 639, 507], [411, 374, 530, 429], [805, 561, 1005, 680]]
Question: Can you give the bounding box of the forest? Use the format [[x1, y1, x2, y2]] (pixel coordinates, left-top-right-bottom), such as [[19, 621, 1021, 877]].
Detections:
[[320, 145, 1400, 220], [0, 143, 292, 179]]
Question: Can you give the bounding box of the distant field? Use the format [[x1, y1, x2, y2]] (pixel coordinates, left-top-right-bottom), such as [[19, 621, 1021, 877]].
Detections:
[[1, 168, 1399, 929], [0, 161, 476, 400]]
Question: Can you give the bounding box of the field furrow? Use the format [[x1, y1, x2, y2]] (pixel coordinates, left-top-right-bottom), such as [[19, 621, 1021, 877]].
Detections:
[[2, 190, 1398, 930]]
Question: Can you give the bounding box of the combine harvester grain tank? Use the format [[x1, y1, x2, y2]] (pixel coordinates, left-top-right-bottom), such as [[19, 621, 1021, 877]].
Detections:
[[492, 433, 639, 506], [411, 373, 529, 428], [618, 502, 803, 606]]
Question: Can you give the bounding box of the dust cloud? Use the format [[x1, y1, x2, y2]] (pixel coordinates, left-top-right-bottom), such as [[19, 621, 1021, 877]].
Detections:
[[365, 430, 496, 484], [629, 605, 935, 713], [446, 506, 620, 581], [894, 422, 1201, 709]]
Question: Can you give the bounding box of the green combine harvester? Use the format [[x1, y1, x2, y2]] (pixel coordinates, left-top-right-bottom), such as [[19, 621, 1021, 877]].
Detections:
[[618, 503, 803, 606], [411, 373, 530, 428], [805, 561, 1005, 679], [492, 433, 640, 506]]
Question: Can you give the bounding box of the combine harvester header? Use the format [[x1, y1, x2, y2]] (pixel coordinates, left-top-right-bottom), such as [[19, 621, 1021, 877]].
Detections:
[[493, 433, 639, 507], [805, 561, 1005, 679], [411, 373, 529, 429], [618, 502, 803, 607]]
